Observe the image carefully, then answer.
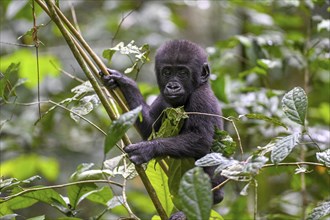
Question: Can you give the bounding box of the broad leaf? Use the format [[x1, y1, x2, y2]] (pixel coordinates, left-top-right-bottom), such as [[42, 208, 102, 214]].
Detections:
[[146, 160, 173, 216], [107, 196, 124, 209], [0, 188, 67, 214], [167, 158, 195, 207], [244, 113, 287, 129], [87, 187, 113, 206], [67, 184, 97, 209], [282, 87, 308, 126], [220, 163, 249, 181], [195, 153, 229, 167], [149, 106, 188, 140], [307, 200, 330, 220], [179, 167, 212, 220], [211, 129, 237, 156], [244, 156, 268, 175], [68, 163, 98, 209], [104, 106, 142, 154], [316, 149, 330, 168], [271, 133, 300, 164]]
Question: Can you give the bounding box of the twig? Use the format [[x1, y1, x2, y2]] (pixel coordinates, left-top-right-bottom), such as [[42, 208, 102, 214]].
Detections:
[[262, 161, 326, 168], [112, 9, 137, 46], [1, 179, 123, 202], [31, 0, 41, 118], [186, 112, 244, 155], [50, 60, 84, 83]]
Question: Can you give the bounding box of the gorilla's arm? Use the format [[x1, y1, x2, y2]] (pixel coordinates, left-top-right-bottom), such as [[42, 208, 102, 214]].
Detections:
[[125, 86, 221, 165], [100, 69, 165, 139]]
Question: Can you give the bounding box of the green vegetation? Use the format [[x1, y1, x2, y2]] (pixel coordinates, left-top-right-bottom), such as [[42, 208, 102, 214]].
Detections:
[[0, 1, 329, 219]]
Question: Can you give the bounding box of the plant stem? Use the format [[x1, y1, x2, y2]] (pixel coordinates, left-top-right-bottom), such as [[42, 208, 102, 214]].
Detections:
[[36, 1, 168, 219], [1, 179, 123, 202]]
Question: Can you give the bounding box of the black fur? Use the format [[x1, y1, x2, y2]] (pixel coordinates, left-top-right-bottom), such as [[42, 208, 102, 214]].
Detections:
[[101, 40, 225, 218]]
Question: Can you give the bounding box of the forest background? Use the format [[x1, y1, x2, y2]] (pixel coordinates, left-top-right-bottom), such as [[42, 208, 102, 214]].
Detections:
[[0, 0, 329, 220]]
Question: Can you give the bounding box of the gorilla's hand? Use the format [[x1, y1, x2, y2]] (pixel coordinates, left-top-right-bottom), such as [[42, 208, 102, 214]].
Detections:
[[99, 68, 124, 89], [124, 142, 156, 165]]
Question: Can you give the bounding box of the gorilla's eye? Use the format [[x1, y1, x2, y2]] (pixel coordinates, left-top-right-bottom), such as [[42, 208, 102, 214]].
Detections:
[[162, 68, 171, 77], [178, 69, 188, 77]]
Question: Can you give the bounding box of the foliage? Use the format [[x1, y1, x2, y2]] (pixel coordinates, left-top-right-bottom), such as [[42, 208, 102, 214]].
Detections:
[[0, 0, 329, 220]]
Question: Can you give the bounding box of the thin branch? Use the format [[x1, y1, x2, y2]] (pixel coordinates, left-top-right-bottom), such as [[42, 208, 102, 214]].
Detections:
[[1, 179, 123, 202], [50, 60, 84, 83], [186, 112, 244, 156], [48, 100, 107, 136], [212, 178, 230, 192], [31, 0, 41, 118], [262, 161, 326, 168], [0, 41, 35, 47], [69, 1, 81, 34], [111, 8, 138, 46]]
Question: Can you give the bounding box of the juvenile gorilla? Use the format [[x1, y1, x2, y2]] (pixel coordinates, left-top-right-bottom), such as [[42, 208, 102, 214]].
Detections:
[[101, 40, 225, 218]]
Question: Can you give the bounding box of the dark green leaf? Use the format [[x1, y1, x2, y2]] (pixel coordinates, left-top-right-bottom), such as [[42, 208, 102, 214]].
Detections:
[[1, 188, 67, 213], [87, 187, 113, 206], [104, 106, 142, 154], [67, 183, 97, 209], [149, 107, 188, 140], [282, 87, 308, 126], [211, 129, 237, 156], [167, 158, 195, 208], [271, 133, 300, 164], [244, 113, 288, 129], [307, 200, 330, 220], [179, 167, 212, 220]]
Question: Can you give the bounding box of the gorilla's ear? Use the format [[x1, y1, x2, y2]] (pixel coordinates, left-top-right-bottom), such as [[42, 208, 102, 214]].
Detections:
[[201, 62, 210, 83]]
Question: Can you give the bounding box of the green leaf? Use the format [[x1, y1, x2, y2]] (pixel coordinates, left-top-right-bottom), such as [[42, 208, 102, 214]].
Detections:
[[0, 49, 61, 88], [282, 87, 308, 126], [195, 153, 230, 167], [107, 195, 124, 209], [219, 156, 267, 181], [271, 133, 300, 164], [1, 188, 67, 213], [178, 167, 212, 220], [244, 113, 288, 129], [68, 163, 98, 209], [210, 210, 224, 220], [86, 187, 113, 206], [243, 156, 268, 175], [167, 158, 195, 207], [307, 200, 330, 220], [0, 154, 59, 181], [104, 106, 142, 154], [67, 183, 97, 209], [211, 129, 237, 156], [220, 163, 249, 181], [27, 216, 45, 220], [316, 149, 330, 168], [146, 160, 173, 216], [149, 107, 188, 140], [0, 63, 20, 100]]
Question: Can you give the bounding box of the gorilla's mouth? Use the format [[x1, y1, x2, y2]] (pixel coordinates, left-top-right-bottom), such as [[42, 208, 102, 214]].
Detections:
[[165, 93, 184, 100]]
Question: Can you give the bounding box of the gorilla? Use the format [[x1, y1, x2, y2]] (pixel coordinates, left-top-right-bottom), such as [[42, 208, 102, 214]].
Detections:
[[101, 40, 225, 219]]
